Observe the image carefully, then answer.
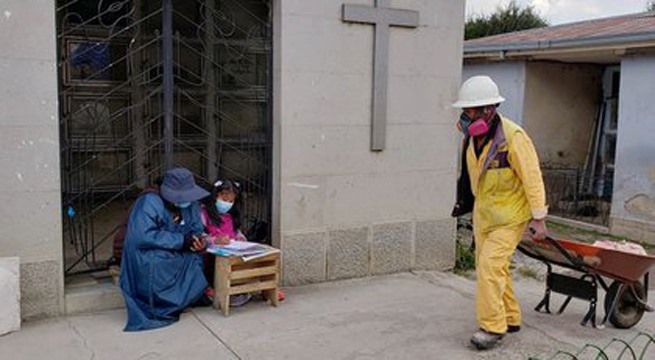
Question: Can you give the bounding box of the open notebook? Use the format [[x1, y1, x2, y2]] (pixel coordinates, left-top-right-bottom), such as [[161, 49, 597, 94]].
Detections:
[[207, 241, 279, 262]]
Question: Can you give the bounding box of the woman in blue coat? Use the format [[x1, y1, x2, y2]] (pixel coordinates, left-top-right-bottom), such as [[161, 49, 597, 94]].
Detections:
[[120, 167, 211, 331]]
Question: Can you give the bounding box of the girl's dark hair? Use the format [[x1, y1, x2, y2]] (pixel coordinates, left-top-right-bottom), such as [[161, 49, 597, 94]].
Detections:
[[202, 179, 242, 231]]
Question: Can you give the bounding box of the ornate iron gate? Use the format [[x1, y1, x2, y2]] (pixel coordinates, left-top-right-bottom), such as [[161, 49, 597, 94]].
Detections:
[[56, 0, 273, 275]]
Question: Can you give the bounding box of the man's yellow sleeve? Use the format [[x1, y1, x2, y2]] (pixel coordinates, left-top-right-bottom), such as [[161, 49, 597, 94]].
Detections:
[[509, 131, 548, 219]]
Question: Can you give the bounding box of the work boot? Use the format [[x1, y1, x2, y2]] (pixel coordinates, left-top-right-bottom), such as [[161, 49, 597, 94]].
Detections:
[[507, 325, 521, 333], [470, 330, 504, 350]]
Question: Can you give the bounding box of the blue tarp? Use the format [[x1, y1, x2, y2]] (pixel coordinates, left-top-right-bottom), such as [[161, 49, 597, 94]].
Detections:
[[119, 193, 208, 331]]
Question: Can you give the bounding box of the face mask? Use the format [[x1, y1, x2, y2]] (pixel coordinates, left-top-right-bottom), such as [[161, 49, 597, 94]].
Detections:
[[459, 108, 495, 137], [176, 202, 192, 209], [215, 199, 234, 214], [457, 112, 473, 136], [468, 118, 490, 137]]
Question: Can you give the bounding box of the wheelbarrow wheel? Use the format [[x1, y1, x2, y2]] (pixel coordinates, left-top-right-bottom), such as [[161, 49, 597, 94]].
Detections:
[[604, 281, 646, 329]]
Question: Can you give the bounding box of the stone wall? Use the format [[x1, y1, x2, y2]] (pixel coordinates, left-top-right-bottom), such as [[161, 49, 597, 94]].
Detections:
[[0, 0, 64, 319], [282, 219, 456, 285], [273, 0, 464, 285]]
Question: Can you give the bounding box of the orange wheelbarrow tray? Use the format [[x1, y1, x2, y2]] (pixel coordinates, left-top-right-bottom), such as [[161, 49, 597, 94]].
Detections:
[[518, 235, 655, 329]]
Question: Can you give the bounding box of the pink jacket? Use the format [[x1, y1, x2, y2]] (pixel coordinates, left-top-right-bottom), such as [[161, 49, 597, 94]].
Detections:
[[200, 207, 243, 241]]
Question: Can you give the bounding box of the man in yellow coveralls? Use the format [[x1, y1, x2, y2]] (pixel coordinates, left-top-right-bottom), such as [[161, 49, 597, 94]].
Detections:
[[452, 76, 548, 350]]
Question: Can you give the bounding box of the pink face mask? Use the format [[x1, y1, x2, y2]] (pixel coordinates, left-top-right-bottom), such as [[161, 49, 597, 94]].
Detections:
[[468, 118, 489, 137]]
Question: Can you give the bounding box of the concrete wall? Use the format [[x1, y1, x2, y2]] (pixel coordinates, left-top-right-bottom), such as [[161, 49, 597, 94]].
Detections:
[[610, 55, 655, 243], [523, 62, 602, 168], [0, 1, 64, 318], [274, 0, 464, 285], [462, 61, 526, 124]]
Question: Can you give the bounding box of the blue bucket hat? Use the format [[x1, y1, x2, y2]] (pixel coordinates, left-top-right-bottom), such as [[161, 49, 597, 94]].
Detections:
[[160, 167, 209, 204]]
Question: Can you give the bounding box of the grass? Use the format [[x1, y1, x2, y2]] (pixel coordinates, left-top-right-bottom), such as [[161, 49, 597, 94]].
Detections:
[[454, 238, 476, 274]]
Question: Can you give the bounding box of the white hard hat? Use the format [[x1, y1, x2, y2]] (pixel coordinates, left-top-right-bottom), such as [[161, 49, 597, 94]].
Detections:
[[452, 75, 505, 108]]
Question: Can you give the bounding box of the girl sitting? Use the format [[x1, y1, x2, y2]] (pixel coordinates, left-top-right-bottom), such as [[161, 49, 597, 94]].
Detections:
[[201, 179, 246, 243], [201, 179, 251, 307]]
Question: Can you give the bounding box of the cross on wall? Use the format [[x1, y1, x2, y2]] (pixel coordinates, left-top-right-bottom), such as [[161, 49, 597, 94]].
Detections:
[[342, 0, 420, 151]]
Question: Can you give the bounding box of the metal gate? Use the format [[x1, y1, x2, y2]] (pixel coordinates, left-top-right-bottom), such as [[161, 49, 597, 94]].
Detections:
[[56, 0, 273, 275]]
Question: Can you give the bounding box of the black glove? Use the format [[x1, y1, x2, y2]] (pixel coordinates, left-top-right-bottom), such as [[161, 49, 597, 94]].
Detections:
[[452, 136, 474, 218], [451, 201, 472, 217]]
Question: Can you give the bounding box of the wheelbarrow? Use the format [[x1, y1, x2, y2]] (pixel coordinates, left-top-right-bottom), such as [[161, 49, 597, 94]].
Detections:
[[518, 235, 655, 329]]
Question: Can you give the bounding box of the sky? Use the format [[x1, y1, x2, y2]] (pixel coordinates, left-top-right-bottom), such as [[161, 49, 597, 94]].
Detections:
[[466, 0, 652, 25]]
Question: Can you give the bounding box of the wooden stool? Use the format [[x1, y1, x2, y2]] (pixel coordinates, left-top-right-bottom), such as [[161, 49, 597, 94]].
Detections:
[[213, 250, 280, 316]]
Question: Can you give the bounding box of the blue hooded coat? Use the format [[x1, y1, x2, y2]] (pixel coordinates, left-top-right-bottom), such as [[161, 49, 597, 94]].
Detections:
[[119, 193, 208, 331]]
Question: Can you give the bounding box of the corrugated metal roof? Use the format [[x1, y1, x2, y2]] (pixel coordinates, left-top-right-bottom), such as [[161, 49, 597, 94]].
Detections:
[[465, 11, 655, 53]]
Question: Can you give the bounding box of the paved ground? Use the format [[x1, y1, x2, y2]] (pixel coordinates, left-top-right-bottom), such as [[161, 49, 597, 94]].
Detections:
[[1, 271, 653, 360]]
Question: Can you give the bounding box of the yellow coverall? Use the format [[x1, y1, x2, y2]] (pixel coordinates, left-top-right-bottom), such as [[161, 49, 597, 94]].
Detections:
[[466, 116, 547, 334]]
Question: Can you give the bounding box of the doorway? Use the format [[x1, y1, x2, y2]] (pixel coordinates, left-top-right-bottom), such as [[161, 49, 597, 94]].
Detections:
[[56, 0, 273, 277]]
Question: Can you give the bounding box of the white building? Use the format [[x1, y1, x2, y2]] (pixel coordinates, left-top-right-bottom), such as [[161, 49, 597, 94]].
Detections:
[[0, 0, 464, 320]]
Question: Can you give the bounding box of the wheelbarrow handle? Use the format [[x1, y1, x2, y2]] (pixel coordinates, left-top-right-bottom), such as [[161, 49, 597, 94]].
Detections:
[[528, 228, 587, 270]]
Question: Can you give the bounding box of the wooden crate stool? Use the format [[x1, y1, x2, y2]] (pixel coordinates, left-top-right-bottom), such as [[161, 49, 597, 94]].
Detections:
[[213, 251, 280, 316]]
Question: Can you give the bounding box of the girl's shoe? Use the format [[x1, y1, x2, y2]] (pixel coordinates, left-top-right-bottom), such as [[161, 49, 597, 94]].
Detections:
[[192, 294, 213, 307], [204, 287, 215, 300], [230, 293, 252, 307], [191, 287, 215, 308]]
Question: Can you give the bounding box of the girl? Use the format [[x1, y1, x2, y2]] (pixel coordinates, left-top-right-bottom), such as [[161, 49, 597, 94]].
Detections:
[[201, 179, 246, 244], [201, 179, 251, 307]]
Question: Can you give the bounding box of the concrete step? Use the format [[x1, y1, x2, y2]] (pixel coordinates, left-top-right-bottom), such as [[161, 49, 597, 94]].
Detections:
[[65, 281, 124, 315]]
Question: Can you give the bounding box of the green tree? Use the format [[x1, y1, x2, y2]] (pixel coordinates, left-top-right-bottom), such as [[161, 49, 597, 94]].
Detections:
[[648, 1, 655, 11], [465, 1, 549, 40]]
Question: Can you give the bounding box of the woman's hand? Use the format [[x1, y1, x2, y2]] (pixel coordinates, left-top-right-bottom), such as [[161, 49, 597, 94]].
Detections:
[[190, 236, 207, 252]]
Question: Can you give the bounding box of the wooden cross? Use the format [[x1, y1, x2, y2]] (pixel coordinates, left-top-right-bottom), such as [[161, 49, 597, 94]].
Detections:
[[342, 0, 419, 151]]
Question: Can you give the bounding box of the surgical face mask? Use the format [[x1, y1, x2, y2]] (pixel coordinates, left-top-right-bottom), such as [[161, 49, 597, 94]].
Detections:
[[176, 202, 192, 209], [215, 199, 234, 214]]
